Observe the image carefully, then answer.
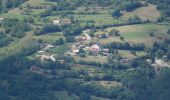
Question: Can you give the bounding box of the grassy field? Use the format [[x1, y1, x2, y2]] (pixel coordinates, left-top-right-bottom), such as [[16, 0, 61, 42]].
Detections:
[[32, 32, 63, 43], [73, 55, 108, 63], [118, 50, 147, 58], [93, 23, 170, 47], [91, 96, 110, 100], [121, 4, 161, 22], [22, 0, 57, 6], [95, 81, 122, 88], [0, 35, 38, 60], [74, 14, 123, 26], [48, 45, 69, 54], [55, 91, 78, 100]]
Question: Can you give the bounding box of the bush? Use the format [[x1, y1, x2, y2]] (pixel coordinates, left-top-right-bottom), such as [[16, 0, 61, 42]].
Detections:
[[112, 9, 121, 17], [65, 36, 75, 43], [123, 1, 143, 12], [167, 29, 170, 34], [120, 36, 124, 41], [149, 32, 154, 36]]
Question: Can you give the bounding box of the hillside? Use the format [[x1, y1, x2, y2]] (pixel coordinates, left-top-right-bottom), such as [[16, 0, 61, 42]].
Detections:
[[0, 0, 170, 100]]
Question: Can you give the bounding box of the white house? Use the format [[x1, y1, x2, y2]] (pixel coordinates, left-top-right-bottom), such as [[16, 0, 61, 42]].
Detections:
[[0, 17, 4, 22], [53, 20, 61, 25]]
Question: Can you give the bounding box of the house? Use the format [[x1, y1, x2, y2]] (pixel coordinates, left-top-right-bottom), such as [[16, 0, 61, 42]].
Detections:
[[53, 20, 61, 25], [30, 66, 42, 72], [38, 51, 45, 53], [53, 18, 71, 25], [82, 32, 91, 41], [57, 59, 65, 64], [50, 54, 56, 61], [36, 55, 51, 61], [121, 58, 130, 63], [62, 19, 71, 24], [90, 43, 101, 54], [72, 49, 79, 55], [42, 44, 55, 50], [75, 36, 87, 42], [97, 33, 108, 39], [0, 17, 4, 22], [102, 48, 109, 56], [36, 54, 56, 62]]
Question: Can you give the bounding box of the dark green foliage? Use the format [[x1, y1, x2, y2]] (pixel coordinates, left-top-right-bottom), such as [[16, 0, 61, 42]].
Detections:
[[0, 0, 26, 13], [2, 18, 30, 38], [48, 0, 113, 7], [40, 24, 61, 34], [109, 29, 120, 36], [112, 9, 121, 18], [167, 29, 170, 34], [149, 32, 154, 36], [150, 39, 170, 59], [104, 42, 145, 51], [121, 62, 156, 100], [53, 38, 64, 46], [128, 16, 142, 24], [65, 36, 75, 43], [0, 32, 13, 47], [148, 68, 170, 100], [63, 26, 82, 36], [123, 1, 143, 12]]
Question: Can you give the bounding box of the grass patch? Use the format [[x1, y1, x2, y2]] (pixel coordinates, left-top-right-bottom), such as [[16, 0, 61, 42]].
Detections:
[[73, 55, 108, 64], [94, 23, 170, 47], [55, 91, 78, 100], [74, 14, 122, 26], [122, 4, 161, 22], [48, 45, 68, 54]]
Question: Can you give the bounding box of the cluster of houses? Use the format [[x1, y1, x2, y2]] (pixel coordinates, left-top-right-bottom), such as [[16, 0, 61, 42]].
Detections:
[[36, 44, 56, 62], [65, 29, 110, 56], [66, 42, 110, 56], [53, 18, 71, 25]]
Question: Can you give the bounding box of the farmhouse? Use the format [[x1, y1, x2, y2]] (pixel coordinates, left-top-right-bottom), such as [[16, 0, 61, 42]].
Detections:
[[53, 19, 61, 25], [90, 43, 101, 54], [53, 18, 71, 25]]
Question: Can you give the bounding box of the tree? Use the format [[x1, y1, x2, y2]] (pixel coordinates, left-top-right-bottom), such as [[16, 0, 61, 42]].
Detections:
[[79, 92, 91, 100], [112, 9, 121, 18], [54, 38, 64, 46], [65, 36, 75, 43], [109, 29, 120, 36], [149, 32, 154, 37], [123, 1, 143, 12], [149, 68, 170, 100], [120, 36, 124, 41], [167, 29, 170, 34]]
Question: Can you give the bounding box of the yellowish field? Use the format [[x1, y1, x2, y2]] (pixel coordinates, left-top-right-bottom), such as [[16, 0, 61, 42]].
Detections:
[[93, 23, 170, 47], [122, 4, 161, 22]]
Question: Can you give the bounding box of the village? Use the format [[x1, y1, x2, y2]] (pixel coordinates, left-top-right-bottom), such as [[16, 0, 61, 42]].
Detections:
[[27, 18, 170, 76]]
